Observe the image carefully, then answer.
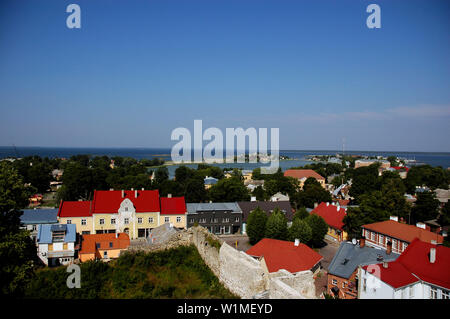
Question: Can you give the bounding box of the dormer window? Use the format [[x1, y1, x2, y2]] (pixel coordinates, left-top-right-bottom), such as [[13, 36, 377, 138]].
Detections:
[[51, 224, 67, 242]]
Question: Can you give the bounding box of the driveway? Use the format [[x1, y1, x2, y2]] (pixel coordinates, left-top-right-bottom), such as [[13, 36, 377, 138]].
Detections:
[[315, 239, 340, 297]]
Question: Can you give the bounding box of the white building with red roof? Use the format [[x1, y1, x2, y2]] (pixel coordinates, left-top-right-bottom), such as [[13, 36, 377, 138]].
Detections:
[[246, 238, 323, 275], [57, 189, 187, 239], [358, 238, 450, 299], [362, 216, 444, 254]]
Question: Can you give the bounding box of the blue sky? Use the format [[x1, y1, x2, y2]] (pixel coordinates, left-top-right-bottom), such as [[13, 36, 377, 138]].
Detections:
[[0, 0, 449, 151]]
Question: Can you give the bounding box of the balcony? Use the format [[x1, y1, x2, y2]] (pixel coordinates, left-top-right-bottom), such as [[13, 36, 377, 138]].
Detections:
[[47, 250, 75, 258]]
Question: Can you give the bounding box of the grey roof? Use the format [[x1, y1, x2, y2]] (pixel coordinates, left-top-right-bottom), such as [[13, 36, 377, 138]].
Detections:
[[204, 176, 219, 185], [237, 201, 293, 222], [20, 209, 58, 224], [328, 241, 400, 279], [37, 224, 76, 244], [186, 202, 241, 214]]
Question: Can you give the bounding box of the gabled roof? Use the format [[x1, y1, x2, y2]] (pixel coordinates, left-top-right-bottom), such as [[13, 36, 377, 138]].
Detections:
[[246, 238, 323, 273], [91, 190, 160, 214], [160, 196, 186, 215], [284, 169, 325, 181], [237, 201, 293, 222], [58, 201, 92, 218], [362, 220, 443, 244], [329, 242, 399, 279], [363, 238, 450, 289], [37, 224, 76, 244], [79, 233, 130, 255], [20, 209, 58, 224], [311, 202, 346, 230]]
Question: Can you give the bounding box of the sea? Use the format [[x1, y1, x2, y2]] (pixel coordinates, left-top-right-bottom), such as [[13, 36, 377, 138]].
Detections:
[[1, 147, 449, 179]]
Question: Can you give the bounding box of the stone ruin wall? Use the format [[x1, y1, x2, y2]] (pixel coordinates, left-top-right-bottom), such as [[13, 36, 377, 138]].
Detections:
[[129, 225, 317, 299]]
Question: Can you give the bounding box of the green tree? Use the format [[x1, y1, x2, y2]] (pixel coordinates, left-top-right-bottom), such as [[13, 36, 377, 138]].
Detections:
[[305, 214, 328, 247], [0, 162, 36, 297], [288, 218, 312, 243], [293, 207, 309, 220], [411, 192, 440, 224], [264, 208, 288, 240], [246, 207, 268, 245], [209, 177, 250, 202], [438, 202, 450, 227]]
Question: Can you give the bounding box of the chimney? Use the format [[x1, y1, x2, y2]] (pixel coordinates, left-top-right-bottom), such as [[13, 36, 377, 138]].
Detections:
[[121, 190, 125, 198], [115, 232, 118, 238], [326, 202, 329, 207], [430, 247, 436, 263], [386, 241, 392, 255], [360, 236, 365, 248], [416, 222, 426, 229], [294, 239, 300, 247], [390, 216, 398, 222], [337, 207, 340, 212], [383, 262, 388, 269], [167, 193, 172, 198], [251, 196, 257, 202], [141, 187, 144, 191], [314, 202, 318, 209], [135, 190, 138, 198]]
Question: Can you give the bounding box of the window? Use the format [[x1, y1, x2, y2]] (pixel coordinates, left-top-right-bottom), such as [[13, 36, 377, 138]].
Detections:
[[443, 290, 449, 299], [103, 251, 108, 258], [223, 218, 229, 223], [363, 278, 367, 292], [235, 217, 239, 222], [149, 217, 154, 223], [176, 217, 181, 223], [109, 242, 113, 248], [401, 288, 407, 299], [32, 225, 37, 231], [124, 218, 129, 225], [81, 219, 86, 226], [138, 218, 142, 224], [67, 219, 72, 224], [200, 218, 206, 224], [165, 217, 170, 223], [96, 243, 100, 249], [379, 235, 384, 245], [371, 231, 375, 241], [342, 282, 346, 288], [99, 219, 105, 225], [332, 279, 337, 286], [430, 287, 438, 299], [125, 207, 128, 212], [409, 286, 415, 298], [189, 218, 194, 223], [111, 218, 116, 225], [402, 242, 408, 251], [392, 239, 397, 251]]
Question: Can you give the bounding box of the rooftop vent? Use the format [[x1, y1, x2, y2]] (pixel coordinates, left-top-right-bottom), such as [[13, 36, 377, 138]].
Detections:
[[294, 239, 300, 247]]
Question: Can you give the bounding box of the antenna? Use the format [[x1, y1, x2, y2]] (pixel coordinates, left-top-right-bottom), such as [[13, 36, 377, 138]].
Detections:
[[12, 144, 19, 158]]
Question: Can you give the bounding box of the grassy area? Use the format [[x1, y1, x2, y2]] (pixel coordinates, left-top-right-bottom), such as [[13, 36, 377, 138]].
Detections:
[[25, 245, 238, 299]]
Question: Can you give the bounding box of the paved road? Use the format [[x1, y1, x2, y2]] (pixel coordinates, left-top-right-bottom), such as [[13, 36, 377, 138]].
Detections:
[[315, 239, 340, 297], [218, 234, 252, 251]]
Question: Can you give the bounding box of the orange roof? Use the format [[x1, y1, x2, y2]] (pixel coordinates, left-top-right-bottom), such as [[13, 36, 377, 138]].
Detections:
[[79, 233, 130, 255], [246, 238, 323, 273], [362, 220, 443, 244], [284, 169, 325, 181], [311, 202, 346, 230]]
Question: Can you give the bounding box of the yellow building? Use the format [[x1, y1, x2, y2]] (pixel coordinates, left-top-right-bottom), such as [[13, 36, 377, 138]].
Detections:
[[79, 233, 130, 262], [58, 190, 187, 240]]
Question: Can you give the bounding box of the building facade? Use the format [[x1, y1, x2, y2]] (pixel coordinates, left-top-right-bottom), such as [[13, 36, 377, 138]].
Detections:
[[186, 202, 242, 235], [37, 224, 76, 266], [362, 217, 444, 254], [58, 189, 187, 239]]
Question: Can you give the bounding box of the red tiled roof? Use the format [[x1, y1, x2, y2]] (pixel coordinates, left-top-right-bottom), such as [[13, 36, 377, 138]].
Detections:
[[58, 200, 92, 218], [362, 220, 443, 244], [91, 190, 160, 214], [392, 166, 409, 172], [246, 238, 323, 273], [160, 196, 186, 215], [311, 202, 346, 230], [284, 169, 325, 181], [363, 238, 450, 289], [79, 233, 130, 255], [362, 261, 418, 289]]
